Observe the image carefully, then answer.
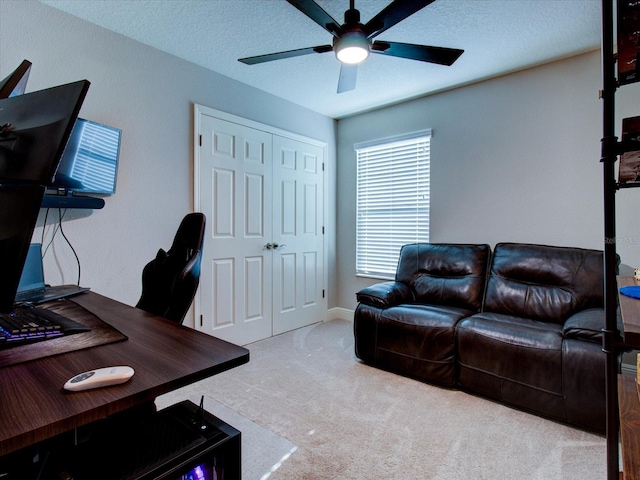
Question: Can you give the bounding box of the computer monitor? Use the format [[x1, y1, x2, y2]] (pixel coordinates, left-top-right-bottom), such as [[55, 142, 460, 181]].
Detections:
[[0, 59, 31, 99], [0, 79, 90, 313], [50, 118, 122, 195], [0, 184, 46, 313], [0, 79, 90, 185]]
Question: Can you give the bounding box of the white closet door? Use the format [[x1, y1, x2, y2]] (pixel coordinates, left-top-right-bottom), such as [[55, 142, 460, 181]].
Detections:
[[197, 113, 273, 345], [271, 135, 325, 335]]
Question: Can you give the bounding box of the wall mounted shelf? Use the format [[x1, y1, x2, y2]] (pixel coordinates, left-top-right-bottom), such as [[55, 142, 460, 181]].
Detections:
[[41, 195, 105, 209]]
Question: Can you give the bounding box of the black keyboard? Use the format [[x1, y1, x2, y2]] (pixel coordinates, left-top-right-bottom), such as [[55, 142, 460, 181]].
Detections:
[[0, 306, 90, 349]]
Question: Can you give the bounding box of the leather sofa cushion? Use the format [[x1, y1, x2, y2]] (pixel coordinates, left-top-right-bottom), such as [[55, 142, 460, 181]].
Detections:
[[483, 243, 605, 324], [395, 243, 490, 311], [376, 304, 474, 386], [457, 312, 563, 395], [378, 304, 474, 361]]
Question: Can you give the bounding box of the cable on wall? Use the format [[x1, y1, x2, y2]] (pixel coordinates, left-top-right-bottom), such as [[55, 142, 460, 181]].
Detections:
[[40, 207, 82, 285]]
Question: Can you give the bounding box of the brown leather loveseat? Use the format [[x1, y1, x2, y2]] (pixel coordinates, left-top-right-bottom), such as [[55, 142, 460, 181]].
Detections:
[[354, 242, 613, 433]]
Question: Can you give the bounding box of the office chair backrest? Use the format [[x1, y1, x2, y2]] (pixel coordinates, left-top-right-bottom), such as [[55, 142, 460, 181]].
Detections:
[[136, 212, 206, 324]]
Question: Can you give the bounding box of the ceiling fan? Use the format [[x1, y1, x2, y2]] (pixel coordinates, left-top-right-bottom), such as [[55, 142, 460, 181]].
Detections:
[[238, 0, 464, 93]]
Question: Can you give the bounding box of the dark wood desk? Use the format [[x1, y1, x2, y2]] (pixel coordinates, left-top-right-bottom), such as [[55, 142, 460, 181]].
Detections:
[[617, 277, 640, 479], [619, 375, 640, 480], [0, 292, 249, 457], [619, 276, 640, 348]]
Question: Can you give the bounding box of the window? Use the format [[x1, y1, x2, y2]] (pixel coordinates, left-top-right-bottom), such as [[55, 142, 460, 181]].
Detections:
[[355, 130, 431, 279]]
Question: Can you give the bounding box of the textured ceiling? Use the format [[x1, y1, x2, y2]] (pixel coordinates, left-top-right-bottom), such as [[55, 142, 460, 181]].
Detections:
[[39, 0, 602, 119]]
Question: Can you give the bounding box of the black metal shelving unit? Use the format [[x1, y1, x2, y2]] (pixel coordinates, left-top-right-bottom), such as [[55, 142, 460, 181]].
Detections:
[[601, 0, 639, 477], [601, 1, 618, 476]]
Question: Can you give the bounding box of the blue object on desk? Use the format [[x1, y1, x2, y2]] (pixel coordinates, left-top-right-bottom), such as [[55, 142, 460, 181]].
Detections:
[[620, 286, 640, 299]]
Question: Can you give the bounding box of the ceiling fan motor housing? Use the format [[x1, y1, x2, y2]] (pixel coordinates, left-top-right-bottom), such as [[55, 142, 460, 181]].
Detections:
[[334, 8, 370, 64], [344, 7, 361, 25]]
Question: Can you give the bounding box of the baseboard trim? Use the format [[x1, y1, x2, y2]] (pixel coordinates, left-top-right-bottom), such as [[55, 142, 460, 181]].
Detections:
[[327, 307, 354, 322]]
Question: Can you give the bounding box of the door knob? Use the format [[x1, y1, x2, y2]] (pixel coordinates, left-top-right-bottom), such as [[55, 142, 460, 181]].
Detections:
[[264, 242, 286, 250]]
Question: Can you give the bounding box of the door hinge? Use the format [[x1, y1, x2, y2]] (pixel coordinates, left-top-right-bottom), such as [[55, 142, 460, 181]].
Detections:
[[322, 289, 325, 298], [200, 314, 203, 327], [322, 162, 325, 171], [322, 226, 325, 234], [199, 134, 202, 147]]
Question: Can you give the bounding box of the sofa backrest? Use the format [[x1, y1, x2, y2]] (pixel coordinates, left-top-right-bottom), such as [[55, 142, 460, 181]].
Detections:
[[395, 243, 491, 311], [483, 242, 605, 324]]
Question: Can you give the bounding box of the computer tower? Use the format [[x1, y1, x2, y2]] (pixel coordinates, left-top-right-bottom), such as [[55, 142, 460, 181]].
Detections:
[[67, 400, 241, 480], [0, 400, 242, 480]]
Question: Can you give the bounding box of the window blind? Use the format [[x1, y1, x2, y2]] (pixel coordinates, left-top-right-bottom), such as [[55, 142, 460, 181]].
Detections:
[[355, 131, 431, 279]]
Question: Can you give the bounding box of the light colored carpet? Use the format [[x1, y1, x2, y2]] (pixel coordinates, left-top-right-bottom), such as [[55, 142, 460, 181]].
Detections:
[[157, 319, 606, 479]]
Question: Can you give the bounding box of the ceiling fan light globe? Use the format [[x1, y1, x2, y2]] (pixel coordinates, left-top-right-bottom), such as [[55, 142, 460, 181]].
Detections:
[[337, 46, 369, 64], [335, 31, 370, 65]]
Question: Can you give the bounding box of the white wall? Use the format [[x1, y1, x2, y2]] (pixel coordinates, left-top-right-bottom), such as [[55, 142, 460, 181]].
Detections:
[[0, 0, 337, 323], [337, 50, 640, 310]]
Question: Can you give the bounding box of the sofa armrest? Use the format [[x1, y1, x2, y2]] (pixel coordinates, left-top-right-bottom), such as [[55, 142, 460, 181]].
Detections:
[[356, 281, 413, 308], [562, 308, 625, 344], [562, 308, 607, 343]]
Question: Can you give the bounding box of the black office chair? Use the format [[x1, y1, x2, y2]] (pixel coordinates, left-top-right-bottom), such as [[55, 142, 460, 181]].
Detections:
[[136, 212, 206, 324]]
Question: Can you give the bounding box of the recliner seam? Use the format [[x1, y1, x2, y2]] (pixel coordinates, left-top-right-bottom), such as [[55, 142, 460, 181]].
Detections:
[[458, 327, 562, 350], [376, 347, 454, 365], [458, 362, 563, 397]]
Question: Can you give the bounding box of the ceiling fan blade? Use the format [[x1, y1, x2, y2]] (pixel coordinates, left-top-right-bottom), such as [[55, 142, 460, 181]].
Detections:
[[286, 0, 343, 37], [337, 64, 357, 93], [239, 45, 333, 65], [371, 41, 463, 66], [364, 0, 436, 39]]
